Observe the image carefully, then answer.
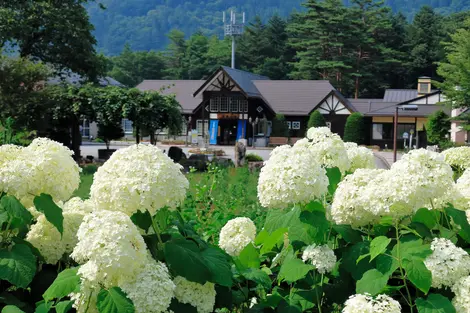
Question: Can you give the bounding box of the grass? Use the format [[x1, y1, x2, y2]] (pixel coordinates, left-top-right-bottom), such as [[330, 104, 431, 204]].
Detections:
[[73, 165, 264, 244]]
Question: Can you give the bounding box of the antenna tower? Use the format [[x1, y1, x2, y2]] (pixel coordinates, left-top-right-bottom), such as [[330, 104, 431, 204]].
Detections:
[[223, 10, 245, 69]]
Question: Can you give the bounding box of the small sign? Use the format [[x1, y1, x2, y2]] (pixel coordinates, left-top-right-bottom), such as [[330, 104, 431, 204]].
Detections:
[[402, 132, 409, 139], [191, 130, 198, 144], [218, 113, 239, 120]]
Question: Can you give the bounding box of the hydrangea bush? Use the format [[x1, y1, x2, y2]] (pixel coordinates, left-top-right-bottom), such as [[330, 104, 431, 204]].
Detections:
[[2, 130, 470, 313]]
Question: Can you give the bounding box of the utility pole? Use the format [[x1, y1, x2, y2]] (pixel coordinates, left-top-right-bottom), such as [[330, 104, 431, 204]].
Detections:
[[223, 10, 245, 69]]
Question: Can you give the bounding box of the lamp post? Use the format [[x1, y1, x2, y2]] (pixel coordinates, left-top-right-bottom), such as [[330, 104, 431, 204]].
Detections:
[[393, 104, 418, 162], [249, 117, 259, 149], [185, 116, 192, 147]]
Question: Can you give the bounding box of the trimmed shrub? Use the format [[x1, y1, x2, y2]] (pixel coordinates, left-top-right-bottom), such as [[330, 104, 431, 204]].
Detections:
[[271, 114, 289, 137], [343, 112, 365, 144], [245, 153, 263, 162], [308, 110, 327, 128], [426, 110, 451, 145]]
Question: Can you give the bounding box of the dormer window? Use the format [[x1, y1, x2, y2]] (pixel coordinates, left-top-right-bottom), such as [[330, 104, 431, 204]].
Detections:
[[418, 82, 430, 94]]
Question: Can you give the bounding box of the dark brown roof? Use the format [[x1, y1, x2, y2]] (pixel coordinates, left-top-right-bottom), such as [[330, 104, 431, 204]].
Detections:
[[348, 98, 450, 117], [253, 80, 335, 116], [383, 89, 438, 102], [137, 80, 204, 114]]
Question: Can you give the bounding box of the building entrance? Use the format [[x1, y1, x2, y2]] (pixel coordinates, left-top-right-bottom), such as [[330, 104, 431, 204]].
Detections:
[[218, 119, 238, 145]]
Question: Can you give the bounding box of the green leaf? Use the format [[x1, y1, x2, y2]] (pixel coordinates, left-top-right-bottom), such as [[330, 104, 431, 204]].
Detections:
[[154, 207, 171, 232], [289, 289, 318, 311], [43, 268, 80, 301], [403, 259, 432, 294], [164, 239, 211, 284], [237, 243, 260, 269], [0, 244, 36, 288], [200, 247, 232, 287], [97, 288, 134, 313], [241, 268, 271, 289], [33, 194, 64, 236], [277, 300, 302, 313], [254, 230, 269, 246], [2, 306, 25, 313], [445, 207, 470, 243], [376, 254, 399, 276], [264, 207, 300, 234], [1, 196, 33, 229], [260, 228, 287, 255], [130, 210, 152, 232], [55, 301, 73, 313], [34, 302, 52, 313], [356, 269, 388, 296], [369, 236, 391, 261], [278, 253, 313, 283], [326, 167, 341, 195], [343, 241, 375, 280], [392, 239, 432, 262], [305, 201, 325, 213], [169, 298, 197, 313], [333, 225, 363, 244], [416, 294, 456, 313], [413, 208, 439, 229]]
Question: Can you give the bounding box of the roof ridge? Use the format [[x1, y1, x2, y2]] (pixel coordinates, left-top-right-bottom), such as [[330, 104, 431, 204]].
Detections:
[[221, 66, 270, 79]]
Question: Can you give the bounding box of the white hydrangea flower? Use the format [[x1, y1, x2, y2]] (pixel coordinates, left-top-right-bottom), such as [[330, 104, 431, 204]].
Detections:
[[71, 210, 147, 287], [219, 217, 256, 256], [26, 198, 92, 264], [303, 127, 351, 173], [343, 294, 401, 313], [301, 244, 336, 274], [120, 256, 175, 313], [442, 147, 470, 171], [257, 144, 328, 209], [69, 279, 99, 313], [90, 144, 189, 216], [173, 276, 216, 313], [467, 210, 470, 225], [0, 138, 80, 206], [0, 144, 22, 167], [452, 276, 470, 313], [455, 169, 470, 210], [331, 169, 387, 227], [424, 238, 470, 288], [344, 142, 376, 172]]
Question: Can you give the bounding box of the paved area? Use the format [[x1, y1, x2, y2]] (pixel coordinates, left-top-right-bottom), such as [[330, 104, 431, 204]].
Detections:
[[374, 151, 402, 167], [81, 143, 391, 169]]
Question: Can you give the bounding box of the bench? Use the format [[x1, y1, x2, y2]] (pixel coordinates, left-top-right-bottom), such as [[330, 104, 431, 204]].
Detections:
[[290, 137, 302, 145], [269, 137, 289, 147]]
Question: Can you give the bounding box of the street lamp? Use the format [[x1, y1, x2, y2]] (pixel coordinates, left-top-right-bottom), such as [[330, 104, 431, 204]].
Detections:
[[393, 104, 418, 162], [248, 117, 259, 149], [185, 116, 192, 147]]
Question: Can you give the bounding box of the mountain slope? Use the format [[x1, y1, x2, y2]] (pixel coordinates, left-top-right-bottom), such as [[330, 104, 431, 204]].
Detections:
[[88, 0, 469, 55]]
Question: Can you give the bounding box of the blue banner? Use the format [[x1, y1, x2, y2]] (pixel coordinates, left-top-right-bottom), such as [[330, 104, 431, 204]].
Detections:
[[237, 120, 247, 141], [209, 120, 218, 145]]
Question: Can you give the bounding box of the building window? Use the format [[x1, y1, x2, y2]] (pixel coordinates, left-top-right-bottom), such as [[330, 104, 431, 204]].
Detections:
[[286, 121, 292, 129], [122, 119, 133, 134], [220, 97, 228, 112], [81, 120, 90, 138], [210, 97, 219, 112], [244, 101, 249, 112], [419, 82, 430, 94], [292, 121, 301, 130], [196, 120, 209, 135], [372, 123, 415, 140], [230, 98, 238, 112]]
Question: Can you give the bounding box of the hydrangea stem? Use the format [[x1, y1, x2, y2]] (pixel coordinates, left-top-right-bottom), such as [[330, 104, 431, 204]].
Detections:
[[395, 221, 414, 313]]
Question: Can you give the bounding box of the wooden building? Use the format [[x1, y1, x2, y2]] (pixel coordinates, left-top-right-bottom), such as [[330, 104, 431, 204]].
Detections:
[[137, 68, 448, 148]]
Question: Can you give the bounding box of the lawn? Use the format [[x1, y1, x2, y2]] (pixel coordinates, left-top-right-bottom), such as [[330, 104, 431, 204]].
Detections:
[[73, 173, 93, 199]]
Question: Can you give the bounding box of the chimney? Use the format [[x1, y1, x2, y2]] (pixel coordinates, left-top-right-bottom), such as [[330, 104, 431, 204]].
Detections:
[[417, 76, 431, 96]]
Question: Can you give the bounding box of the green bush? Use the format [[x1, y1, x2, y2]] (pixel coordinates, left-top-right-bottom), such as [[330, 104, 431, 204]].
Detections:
[[426, 110, 451, 145], [271, 114, 289, 137], [343, 112, 365, 144], [81, 164, 98, 175], [97, 122, 124, 149], [308, 110, 327, 128], [245, 153, 263, 162]]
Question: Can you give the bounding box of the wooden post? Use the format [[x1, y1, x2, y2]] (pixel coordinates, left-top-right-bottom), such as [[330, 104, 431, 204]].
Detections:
[[393, 107, 398, 163]]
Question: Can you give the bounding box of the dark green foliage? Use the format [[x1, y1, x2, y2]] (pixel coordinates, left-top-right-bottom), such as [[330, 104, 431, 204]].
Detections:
[[307, 111, 327, 128], [271, 114, 289, 137], [245, 153, 263, 162], [426, 110, 451, 145], [343, 112, 365, 144], [97, 122, 124, 150]]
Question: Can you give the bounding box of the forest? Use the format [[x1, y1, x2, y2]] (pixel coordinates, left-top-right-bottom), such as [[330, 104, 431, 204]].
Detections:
[[107, 0, 470, 99], [87, 0, 470, 54]]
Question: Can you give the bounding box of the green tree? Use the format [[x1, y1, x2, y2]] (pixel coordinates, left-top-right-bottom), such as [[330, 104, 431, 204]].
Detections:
[[239, 16, 270, 73], [184, 32, 210, 79], [271, 114, 289, 137], [97, 122, 125, 150], [108, 44, 166, 87], [205, 36, 231, 70], [164, 30, 187, 79], [436, 18, 470, 108], [307, 111, 327, 128], [426, 110, 451, 145], [0, 0, 104, 79], [288, 0, 351, 90], [343, 112, 366, 144]]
